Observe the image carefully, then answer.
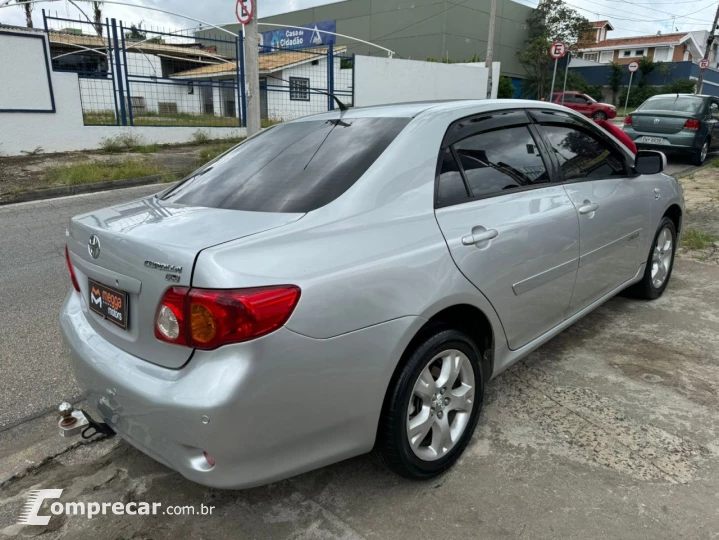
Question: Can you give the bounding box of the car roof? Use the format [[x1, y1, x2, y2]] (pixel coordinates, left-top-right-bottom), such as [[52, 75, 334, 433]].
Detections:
[[292, 99, 572, 122], [647, 94, 709, 99]]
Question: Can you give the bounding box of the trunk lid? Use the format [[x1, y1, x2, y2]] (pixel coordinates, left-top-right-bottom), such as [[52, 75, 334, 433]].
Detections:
[[67, 195, 303, 369], [631, 111, 693, 135]]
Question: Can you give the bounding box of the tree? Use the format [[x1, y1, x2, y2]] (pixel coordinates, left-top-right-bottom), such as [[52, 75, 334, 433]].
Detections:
[[516, 0, 592, 99], [608, 62, 623, 105], [125, 24, 146, 41], [15, 0, 32, 28], [637, 57, 658, 88], [92, 2, 103, 37], [497, 75, 516, 98]]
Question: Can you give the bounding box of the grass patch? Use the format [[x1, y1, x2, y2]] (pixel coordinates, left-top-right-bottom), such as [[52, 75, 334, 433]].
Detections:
[[682, 228, 719, 250], [84, 111, 241, 128], [197, 144, 235, 166], [192, 130, 210, 145], [100, 133, 159, 154], [46, 160, 166, 186]]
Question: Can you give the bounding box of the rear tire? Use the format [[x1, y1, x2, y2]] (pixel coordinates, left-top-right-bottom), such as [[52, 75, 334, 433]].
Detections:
[[692, 138, 709, 166], [374, 328, 484, 480], [626, 217, 676, 300], [593, 111, 608, 121]]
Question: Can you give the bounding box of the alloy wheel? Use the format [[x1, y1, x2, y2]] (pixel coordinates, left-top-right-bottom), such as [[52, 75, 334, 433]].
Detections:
[[651, 227, 673, 289], [406, 349, 475, 461], [701, 141, 709, 163]]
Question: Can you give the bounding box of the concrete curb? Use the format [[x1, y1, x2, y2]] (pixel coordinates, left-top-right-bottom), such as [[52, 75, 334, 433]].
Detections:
[[0, 175, 167, 206]]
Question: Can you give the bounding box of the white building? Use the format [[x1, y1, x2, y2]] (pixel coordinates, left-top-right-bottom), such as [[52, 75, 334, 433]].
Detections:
[[170, 46, 350, 122]]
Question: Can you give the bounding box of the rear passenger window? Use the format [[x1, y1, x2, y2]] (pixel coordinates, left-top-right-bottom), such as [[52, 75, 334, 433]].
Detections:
[[437, 148, 468, 206], [542, 125, 626, 181], [454, 126, 550, 199]]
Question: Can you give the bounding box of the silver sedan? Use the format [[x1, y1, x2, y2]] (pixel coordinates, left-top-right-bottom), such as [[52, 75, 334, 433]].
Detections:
[[61, 100, 684, 489]]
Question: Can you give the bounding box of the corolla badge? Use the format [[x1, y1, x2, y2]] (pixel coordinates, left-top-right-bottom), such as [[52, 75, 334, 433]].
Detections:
[[88, 235, 101, 259]]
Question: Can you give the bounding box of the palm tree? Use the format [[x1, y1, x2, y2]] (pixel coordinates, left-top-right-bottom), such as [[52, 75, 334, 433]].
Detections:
[[92, 1, 104, 36], [16, 0, 32, 28]]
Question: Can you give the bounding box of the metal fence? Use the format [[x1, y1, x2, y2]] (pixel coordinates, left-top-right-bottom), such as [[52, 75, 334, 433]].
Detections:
[[43, 11, 355, 128]]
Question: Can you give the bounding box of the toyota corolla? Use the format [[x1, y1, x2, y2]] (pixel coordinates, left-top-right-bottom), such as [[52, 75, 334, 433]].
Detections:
[[61, 100, 684, 489]]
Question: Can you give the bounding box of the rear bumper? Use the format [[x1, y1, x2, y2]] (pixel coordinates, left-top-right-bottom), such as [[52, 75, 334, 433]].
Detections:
[[60, 290, 424, 489], [624, 127, 701, 153]]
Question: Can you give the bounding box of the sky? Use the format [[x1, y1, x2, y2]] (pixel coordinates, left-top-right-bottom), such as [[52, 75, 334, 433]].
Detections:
[[0, 0, 715, 41]]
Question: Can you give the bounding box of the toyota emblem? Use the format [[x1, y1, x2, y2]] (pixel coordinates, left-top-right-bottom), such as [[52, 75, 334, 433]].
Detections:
[[88, 235, 101, 259]]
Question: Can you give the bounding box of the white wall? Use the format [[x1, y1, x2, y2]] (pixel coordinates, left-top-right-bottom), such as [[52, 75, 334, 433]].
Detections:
[[354, 56, 500, 107], [0, 32, 54, 111], [0, 70, 245, 156]]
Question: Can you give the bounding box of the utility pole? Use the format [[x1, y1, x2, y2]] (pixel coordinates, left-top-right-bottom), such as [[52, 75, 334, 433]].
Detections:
[[243, 1, 261, 136], [485, 0, 498, 98], [696, 2, 719, 94]]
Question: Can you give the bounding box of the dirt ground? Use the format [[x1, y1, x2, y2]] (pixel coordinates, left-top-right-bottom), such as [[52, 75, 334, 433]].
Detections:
[[0, 145, 202, 197], [677, 165, 719, 263]]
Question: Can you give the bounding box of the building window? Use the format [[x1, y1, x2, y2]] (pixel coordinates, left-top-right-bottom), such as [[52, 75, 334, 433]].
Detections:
[[289, 77, 310, 101], [583, 52, 599, 62], [634, 49, 645, 57], [622, 50, 632, 58], [653, 47, 671, 62], [51, 51, 109, 77], [600, 51, 613, 63]]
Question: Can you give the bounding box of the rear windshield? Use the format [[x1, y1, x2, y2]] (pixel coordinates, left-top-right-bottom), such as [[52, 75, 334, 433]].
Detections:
[[639, 96, 704, 113], [161, 117, 411, 213]]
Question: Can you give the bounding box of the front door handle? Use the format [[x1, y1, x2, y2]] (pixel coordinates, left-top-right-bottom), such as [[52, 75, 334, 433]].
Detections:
[[578, 203, 599, 215], [462, 228, 499, 246]]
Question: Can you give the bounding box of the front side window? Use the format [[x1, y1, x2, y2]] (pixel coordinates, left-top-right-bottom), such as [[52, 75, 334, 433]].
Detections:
[[542, 125, 626, 182], [289, 77, 310, 101], [162, 117, 411, 213], [452, 126, 551, 199]]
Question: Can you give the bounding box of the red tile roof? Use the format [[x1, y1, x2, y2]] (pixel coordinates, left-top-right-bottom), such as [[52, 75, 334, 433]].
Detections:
[[582, 32, 688, 50]]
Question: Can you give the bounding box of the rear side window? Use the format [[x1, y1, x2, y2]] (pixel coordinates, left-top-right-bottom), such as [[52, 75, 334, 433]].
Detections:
[[437, 148, 468, 206], [162, 117, 411, 213], [452, 126, 551, 199], [542, 125, 626, 181]]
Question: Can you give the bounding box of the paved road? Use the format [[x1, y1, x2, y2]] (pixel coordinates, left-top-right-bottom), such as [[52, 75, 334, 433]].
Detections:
[[0, 185, 162, 431], [0, 151, 706, 432]]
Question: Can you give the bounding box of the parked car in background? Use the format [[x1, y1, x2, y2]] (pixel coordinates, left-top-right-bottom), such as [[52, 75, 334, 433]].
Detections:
[[623, 94, 719, 165], [61, 101, 682, 489], [550, 91, 617, 120]]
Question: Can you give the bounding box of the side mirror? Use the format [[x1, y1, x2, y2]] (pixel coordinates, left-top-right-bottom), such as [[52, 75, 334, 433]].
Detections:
[[634, 150, 667, 175]]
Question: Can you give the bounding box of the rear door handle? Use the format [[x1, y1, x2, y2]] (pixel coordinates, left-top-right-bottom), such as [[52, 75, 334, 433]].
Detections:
[[578, 203, 599, 215], [462, 229, 499, 246]]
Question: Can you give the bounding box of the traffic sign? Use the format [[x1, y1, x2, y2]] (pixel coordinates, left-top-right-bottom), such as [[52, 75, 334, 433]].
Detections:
[[550, 41, 568, 59], [235, 0, 254, 25], [700, 58, 710, 70], [628, 61, 639, 73]]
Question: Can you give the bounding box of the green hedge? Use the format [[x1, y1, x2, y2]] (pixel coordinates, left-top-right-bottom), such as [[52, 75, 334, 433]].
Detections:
[[618, 79, 696, 108]]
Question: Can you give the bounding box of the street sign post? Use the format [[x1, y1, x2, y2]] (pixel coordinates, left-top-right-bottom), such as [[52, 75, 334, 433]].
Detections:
[[560, 51, 571, 105], [237, 0, 261, 136], [549, 41, 568, 102], [624, 61, 639, 117], [700, 58, 710, 71]]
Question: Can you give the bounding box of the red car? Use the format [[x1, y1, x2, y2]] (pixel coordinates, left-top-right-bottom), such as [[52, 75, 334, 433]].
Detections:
[[550, 92, 617, 121]]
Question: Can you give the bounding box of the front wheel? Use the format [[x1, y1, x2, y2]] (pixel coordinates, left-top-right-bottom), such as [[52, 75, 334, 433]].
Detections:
[[626, 217, 676, 299], [593, 111, 608, 121], [692, 139, 709, 166], [374, 329, 484, 479]]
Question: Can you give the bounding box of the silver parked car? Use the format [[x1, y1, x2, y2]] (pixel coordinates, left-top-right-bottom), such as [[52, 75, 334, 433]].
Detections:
[[61, 100, 684, 489]]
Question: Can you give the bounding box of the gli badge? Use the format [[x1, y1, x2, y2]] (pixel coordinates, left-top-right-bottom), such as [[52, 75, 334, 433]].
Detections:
[[88, 235, 101, 259]]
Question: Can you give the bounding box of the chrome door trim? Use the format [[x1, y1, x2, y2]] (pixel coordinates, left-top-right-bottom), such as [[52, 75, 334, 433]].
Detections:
[[512, 257, 579, 296]]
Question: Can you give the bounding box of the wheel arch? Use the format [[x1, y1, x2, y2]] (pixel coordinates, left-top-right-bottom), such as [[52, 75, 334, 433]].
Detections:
[[663, 204, 682, 235]]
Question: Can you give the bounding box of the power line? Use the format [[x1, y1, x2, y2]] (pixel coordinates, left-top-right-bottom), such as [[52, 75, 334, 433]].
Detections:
[[579, 0, 717, 24]]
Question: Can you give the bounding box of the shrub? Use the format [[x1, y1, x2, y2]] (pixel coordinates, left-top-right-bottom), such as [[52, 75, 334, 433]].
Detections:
[[100, 133, 154, 153], [497, 75, 516, 99]]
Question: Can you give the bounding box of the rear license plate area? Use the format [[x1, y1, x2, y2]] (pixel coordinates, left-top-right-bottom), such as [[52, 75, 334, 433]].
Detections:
[[88, 279, 129, 330], [641, 136, 664, 144]]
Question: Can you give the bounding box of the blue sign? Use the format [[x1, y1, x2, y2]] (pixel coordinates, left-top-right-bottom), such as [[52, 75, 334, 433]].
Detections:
[[259, 20, 336, 50]]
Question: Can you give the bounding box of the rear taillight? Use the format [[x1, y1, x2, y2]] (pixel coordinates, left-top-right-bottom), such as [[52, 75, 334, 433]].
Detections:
[[65, 246, 80, 292], [155, 285, 301, 350], [683, 119, 700, 131], [624, 115, 633, 126]]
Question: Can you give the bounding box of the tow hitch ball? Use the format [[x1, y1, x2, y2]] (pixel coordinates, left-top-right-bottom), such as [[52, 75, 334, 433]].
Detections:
[[58, 402, 115, 439]]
